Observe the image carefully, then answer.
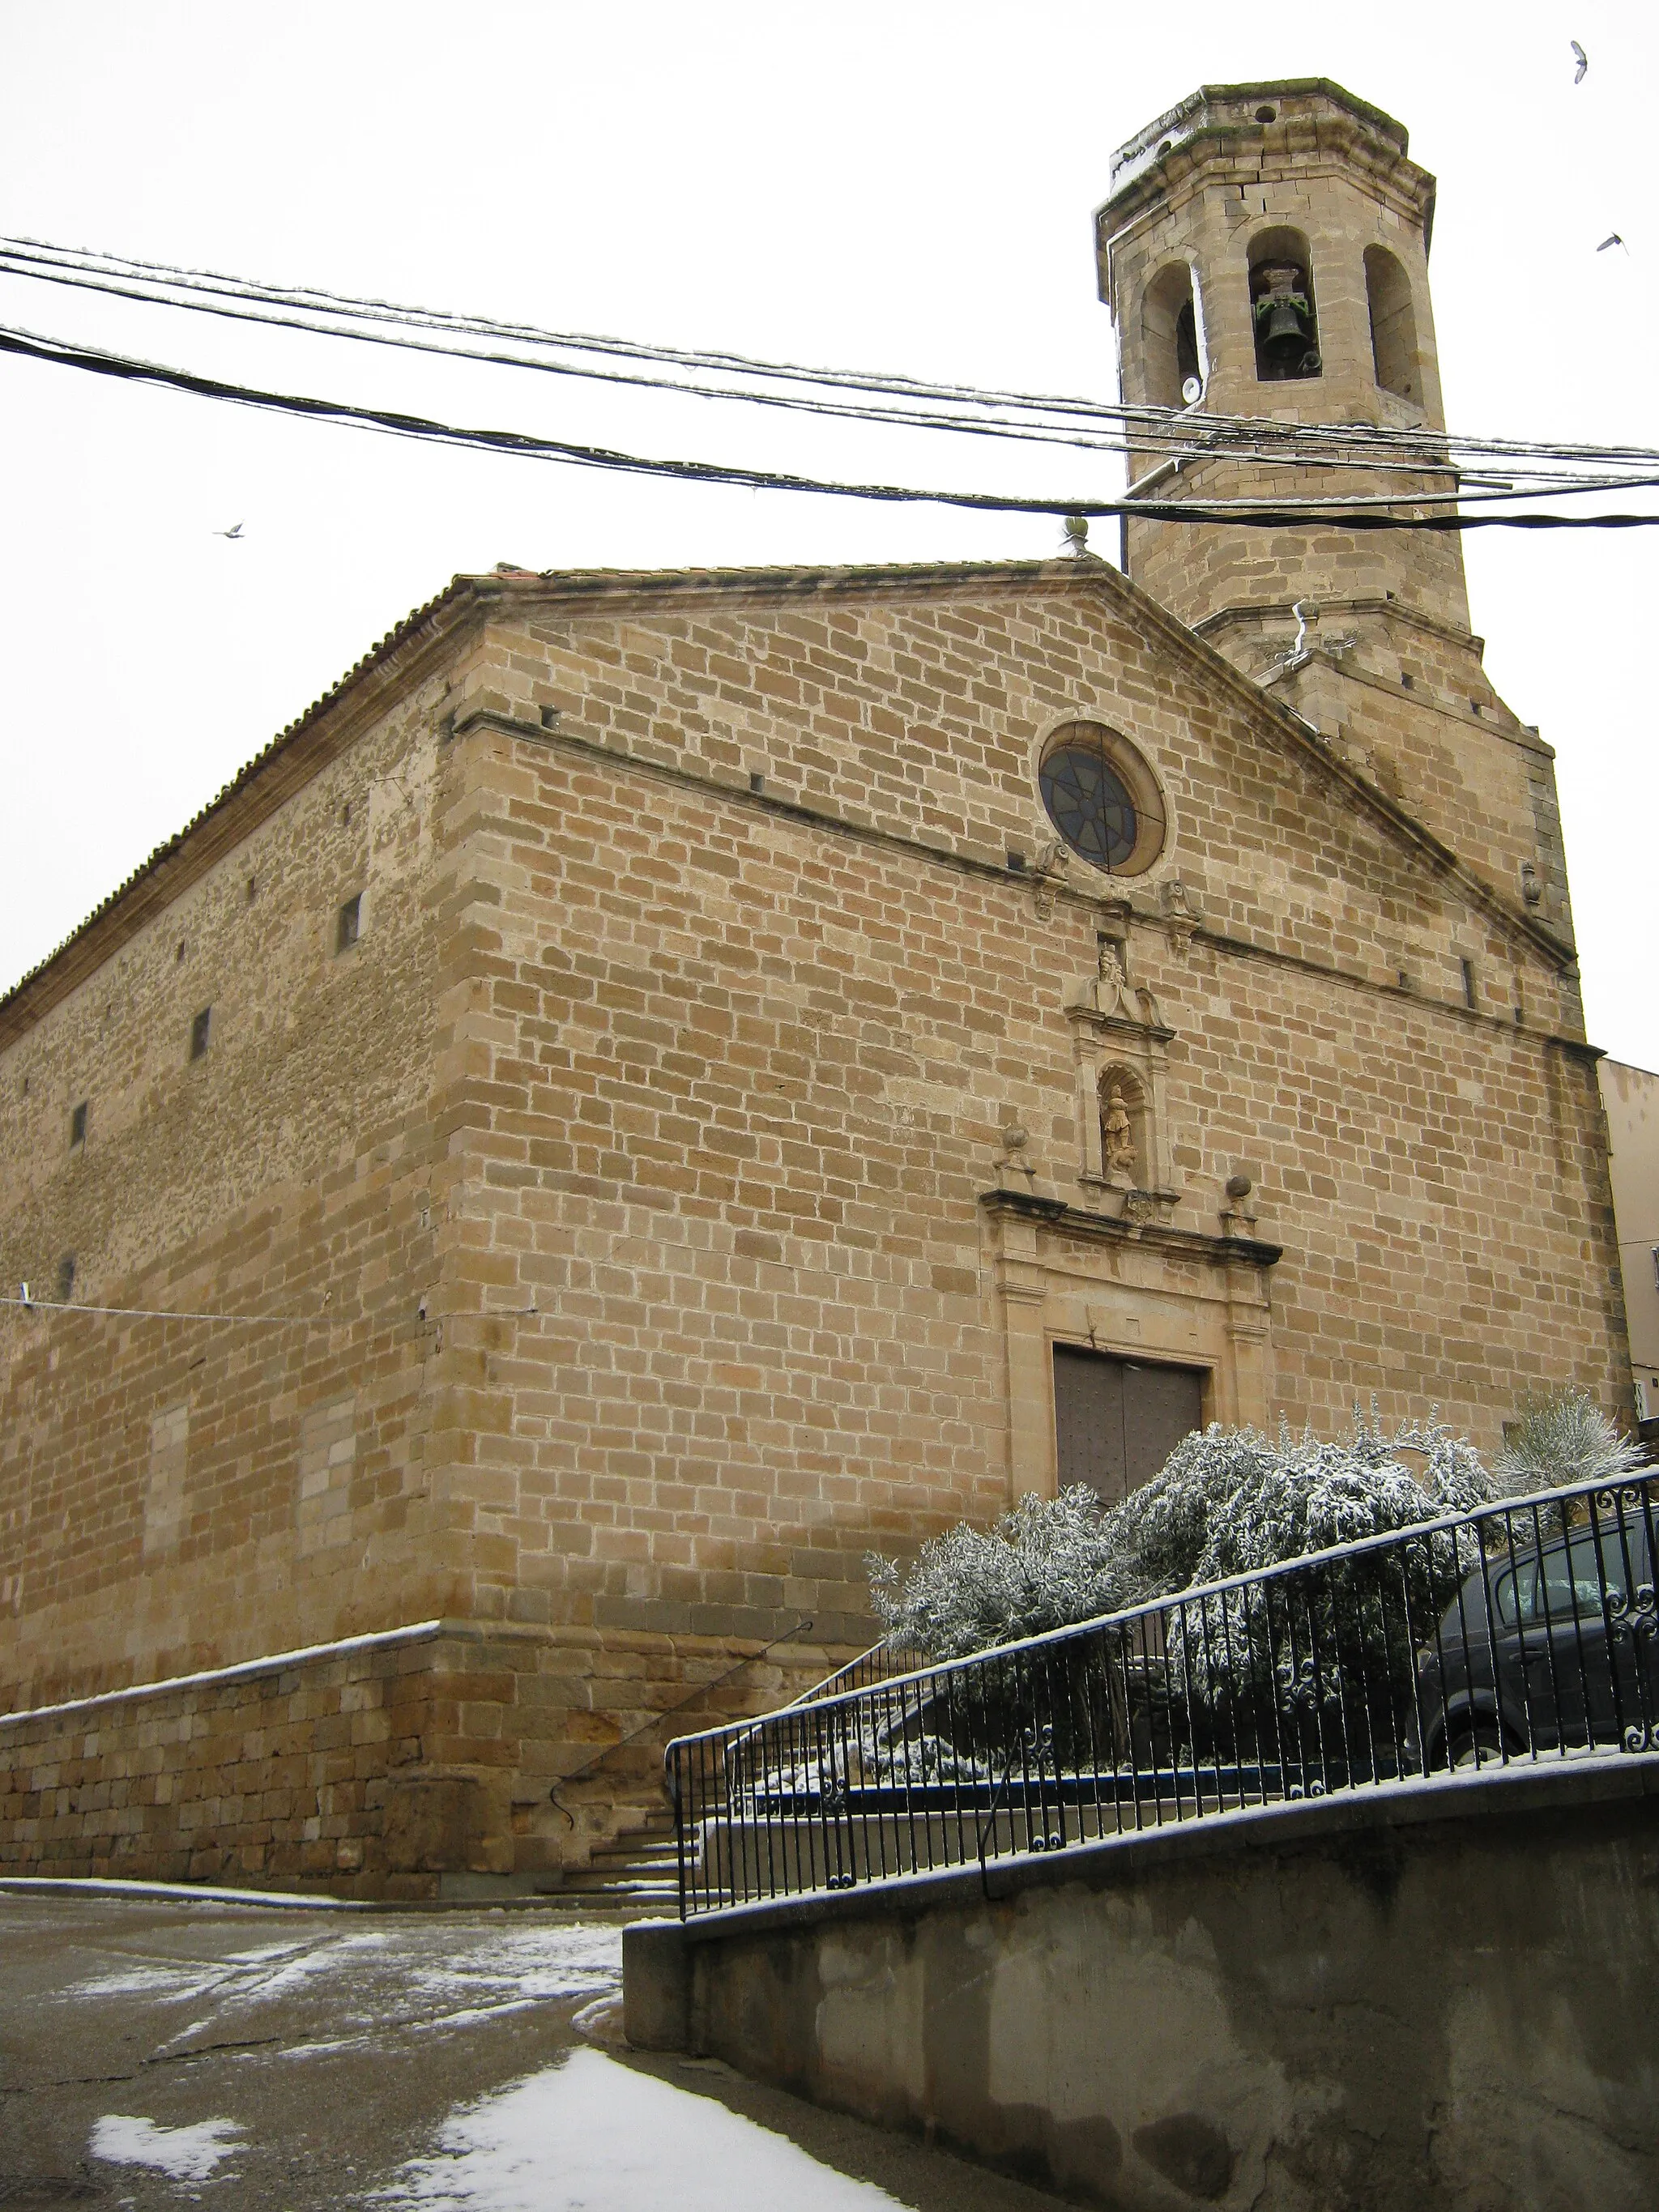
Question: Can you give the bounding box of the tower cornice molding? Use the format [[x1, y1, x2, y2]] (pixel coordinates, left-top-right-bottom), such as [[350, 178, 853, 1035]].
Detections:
[[1099, 82, 1435, 259]]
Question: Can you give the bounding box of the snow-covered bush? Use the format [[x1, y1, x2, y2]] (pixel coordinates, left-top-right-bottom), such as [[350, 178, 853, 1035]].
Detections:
[[1493, 1386, 1646, 1495], [1112, 1406, 1495, 1594], [866, 1484, 1132, 1662], [869, 1406, 1496, 1664]]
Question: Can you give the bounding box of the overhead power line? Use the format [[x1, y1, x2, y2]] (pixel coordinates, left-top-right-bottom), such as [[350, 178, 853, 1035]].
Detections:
[[3, 234, 1658, 500], [2, 1293, 333, 1326], [4, 318, 1659, 531]]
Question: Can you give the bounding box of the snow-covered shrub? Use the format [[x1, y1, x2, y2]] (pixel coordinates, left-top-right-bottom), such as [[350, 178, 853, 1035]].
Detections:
[[869, 1406, 1495, 1663], [1114, 1406, 1494, 1592], [866, 1484, 1134, 1663], [1493, 1386, 1645, 1495]]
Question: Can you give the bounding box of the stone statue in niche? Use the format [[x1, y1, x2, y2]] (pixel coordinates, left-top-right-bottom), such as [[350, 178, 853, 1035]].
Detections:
[[1093, 936, 1132, 1020], [1101, 1083, 1137, 1185]]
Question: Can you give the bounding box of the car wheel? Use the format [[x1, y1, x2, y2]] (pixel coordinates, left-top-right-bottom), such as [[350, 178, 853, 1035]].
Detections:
[[1447, 1722, 1508, 1771]]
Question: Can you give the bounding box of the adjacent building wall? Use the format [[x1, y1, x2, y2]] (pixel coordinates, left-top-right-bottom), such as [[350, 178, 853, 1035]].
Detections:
[[1598, 1059, 1659, 1426]]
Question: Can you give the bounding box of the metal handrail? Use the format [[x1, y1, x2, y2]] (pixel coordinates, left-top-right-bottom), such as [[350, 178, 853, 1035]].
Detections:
[[666, 1472, 1659, 1917], [676, 1471, 1655, 1734], [548, 1613, 812, 1828], [785, 1639, 923, 1707]]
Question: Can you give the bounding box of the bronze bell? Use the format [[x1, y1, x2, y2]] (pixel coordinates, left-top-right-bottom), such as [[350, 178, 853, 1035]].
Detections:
[[1260, 297, 1308, 366]]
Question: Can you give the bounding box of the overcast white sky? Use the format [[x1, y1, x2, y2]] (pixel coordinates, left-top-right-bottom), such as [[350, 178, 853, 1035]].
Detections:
[[2, 3, 1655, 1064]]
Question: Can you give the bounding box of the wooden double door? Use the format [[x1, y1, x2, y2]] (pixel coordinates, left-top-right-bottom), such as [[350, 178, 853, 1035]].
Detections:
[[1053, 1345, 1205, 1506]]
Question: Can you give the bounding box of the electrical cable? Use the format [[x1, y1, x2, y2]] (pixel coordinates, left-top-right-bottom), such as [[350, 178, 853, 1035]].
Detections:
[[4, 317, 1659, 530], [0, 1294, 334, 1326], [3, 241, 1503, 484], [3, 234, 1657, 496]]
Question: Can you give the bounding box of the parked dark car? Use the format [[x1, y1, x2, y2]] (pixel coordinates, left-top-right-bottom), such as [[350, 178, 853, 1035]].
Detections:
[[1414, 1511, 1659, 1768]]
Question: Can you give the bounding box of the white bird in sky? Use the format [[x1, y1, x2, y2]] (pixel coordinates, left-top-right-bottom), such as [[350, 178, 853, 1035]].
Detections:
[[213, 521, 245, 539], [1571, 40, 1589, 83], [1597, 233, 1628, 254]]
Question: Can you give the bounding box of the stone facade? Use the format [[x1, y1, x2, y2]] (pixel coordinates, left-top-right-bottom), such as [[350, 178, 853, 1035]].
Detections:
[[0, 79, 1632, 1891]]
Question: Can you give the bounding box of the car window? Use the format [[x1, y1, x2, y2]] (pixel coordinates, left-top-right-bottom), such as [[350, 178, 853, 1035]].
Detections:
[[1502, 1518, 1648, 1627]]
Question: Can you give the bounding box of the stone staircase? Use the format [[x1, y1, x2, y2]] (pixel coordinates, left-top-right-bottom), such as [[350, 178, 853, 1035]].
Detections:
[[548, 1805, 680, 1916]]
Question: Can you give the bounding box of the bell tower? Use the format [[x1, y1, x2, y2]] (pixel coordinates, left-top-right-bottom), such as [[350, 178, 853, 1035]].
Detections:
[[1098, 79, 1467, 638], [1096, 81, 1574, 939]]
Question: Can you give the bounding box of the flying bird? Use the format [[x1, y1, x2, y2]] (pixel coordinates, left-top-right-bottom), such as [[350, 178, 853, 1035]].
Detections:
[[213, 521, 245, 539], [1572, 40, 1588, 83], [1597, 234, 1628, 254]]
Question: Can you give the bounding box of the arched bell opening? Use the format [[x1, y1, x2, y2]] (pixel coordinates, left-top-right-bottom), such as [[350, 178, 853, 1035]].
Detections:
[[1247, 227, 1321, 383], [1141, 261, 1205, 409], [1098, 1067, 1150, 1188], [1365, 244, 1418, 399]]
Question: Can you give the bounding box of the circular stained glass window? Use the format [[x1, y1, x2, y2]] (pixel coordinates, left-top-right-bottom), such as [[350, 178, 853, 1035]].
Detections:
[[1038, 723, 1163, 876]]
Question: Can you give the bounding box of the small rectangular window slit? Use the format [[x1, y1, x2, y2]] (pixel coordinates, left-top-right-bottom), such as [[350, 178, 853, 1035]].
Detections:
[[70, 1100, 87, 1148], [190, 1006, 211, 1060], [337, 894, 361, 953]]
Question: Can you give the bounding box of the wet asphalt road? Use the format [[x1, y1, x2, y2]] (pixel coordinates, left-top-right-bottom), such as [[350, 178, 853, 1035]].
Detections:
[[0, 1890, 1067, 2212], [0, 1891, 620, 2209]]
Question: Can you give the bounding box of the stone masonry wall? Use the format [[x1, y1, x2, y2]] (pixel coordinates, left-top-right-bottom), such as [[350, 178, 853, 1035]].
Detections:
[[0, 650, 471, 1705], [418, 570, 1623, 1644], [0, 559, 1627, 1884], [0, 1620, 845, 1898], [1199, 600, 1568, 923]]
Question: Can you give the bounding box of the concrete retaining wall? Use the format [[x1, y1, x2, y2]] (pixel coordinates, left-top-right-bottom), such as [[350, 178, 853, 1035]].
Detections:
[[626, 1759, 1659, 2210]]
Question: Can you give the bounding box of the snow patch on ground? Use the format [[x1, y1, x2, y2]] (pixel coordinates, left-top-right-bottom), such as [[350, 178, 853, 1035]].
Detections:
[[90, 2114, 245, 2180], [59, 1920, 624, 2035], [386, 2046, 915, 2211], [70, 1960, 241, 2002]]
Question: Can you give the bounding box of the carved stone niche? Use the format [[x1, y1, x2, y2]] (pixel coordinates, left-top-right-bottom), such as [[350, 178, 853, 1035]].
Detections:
[[1062, 936, 1179, 1225]]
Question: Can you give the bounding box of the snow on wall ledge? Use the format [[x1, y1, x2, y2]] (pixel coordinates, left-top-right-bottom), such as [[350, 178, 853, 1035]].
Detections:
[[627, 1758, 1659, 2210]]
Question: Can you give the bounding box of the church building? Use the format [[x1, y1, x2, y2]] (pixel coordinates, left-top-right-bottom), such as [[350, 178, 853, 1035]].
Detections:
[[0, 81, 1630, 1896]]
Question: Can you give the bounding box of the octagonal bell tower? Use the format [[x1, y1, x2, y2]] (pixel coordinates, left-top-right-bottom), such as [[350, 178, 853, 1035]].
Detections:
[[1098, 79, 1469, 650], [1095, 81, 1576, 936]]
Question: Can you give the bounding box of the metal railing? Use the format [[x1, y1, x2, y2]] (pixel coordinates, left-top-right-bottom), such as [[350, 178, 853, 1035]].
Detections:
[[548, 1615, 813, 1829], [666, 1471, 1659, 1917], [786, 1640, 925, 1708]]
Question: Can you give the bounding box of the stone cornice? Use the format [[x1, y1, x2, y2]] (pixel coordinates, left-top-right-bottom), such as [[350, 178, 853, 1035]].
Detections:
[[1196, 593, 1481, 663], [1098, 86, 1435, 265], [979, 1187, 1284, 1271]]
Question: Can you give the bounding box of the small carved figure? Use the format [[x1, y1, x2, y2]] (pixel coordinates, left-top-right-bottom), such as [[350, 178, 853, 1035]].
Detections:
[[1160, 876, 1201, 960], [1094, 936, 1131, 1017], [1102, 1085, 1137, 1183]]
